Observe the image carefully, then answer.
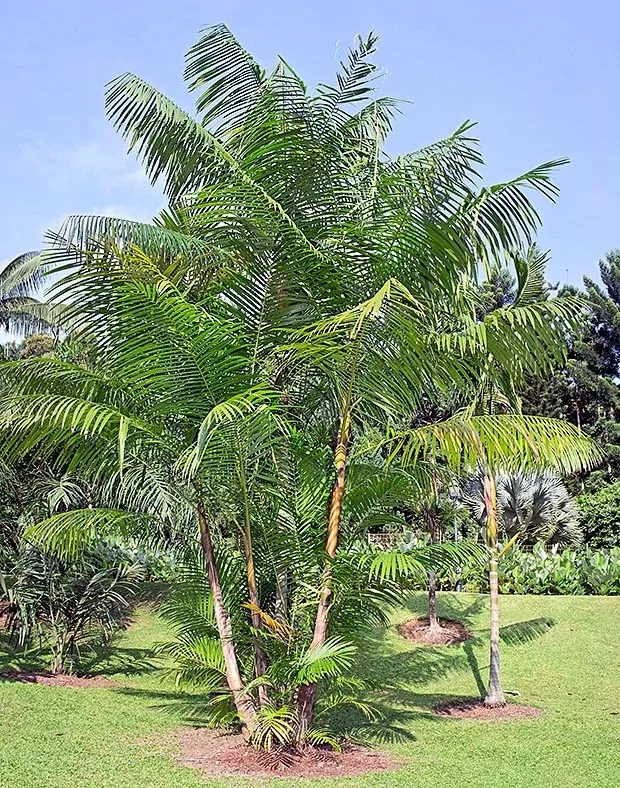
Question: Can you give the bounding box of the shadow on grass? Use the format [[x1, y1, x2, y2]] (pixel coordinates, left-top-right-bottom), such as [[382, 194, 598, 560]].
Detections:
[[78, 644, 159, 677], [1, 593, 558, 743], [0, 627, 159, 678], [362, 594, 558, 713]]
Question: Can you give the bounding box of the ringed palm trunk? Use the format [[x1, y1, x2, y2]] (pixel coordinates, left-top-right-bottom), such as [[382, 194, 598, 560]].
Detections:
[[240, 523, 270, 706], [236, 442, 269, 704], [423, 508, 440, 632], [483, 471, 506, 707], [295, 412, 350, 738], [196, 506, 258, 737]]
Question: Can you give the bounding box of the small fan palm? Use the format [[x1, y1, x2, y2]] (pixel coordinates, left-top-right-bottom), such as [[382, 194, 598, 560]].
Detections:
[[464, 469, 582, 547]]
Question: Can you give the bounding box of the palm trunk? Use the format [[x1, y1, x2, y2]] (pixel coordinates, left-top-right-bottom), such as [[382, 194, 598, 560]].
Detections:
[[428, 569, 439, 630], [423, 507, 440, 631], [51, 636, 66, 675], [483, 472, 506, 707], [295, 413, 350, 738], [237, 445, 269, 705], [196, 507, 258, 736], [241, 526, 270, 706]]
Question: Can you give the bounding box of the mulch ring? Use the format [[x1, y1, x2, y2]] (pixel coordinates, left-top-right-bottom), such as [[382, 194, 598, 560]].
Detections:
[[398, 617, 470, 646], [173, 727, 399, 779], [434, 698, 541, 721], [0, 671, 118, 688]]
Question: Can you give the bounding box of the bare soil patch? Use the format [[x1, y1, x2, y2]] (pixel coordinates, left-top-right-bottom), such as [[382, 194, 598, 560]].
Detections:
[[398, 617, 470, 645], [174, 727, 398, 779], [0, 671, 118, 688], [434, 698, 541, 720]]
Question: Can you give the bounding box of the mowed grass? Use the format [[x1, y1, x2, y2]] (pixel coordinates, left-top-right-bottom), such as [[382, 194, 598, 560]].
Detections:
[[1, 593, 619, 788]]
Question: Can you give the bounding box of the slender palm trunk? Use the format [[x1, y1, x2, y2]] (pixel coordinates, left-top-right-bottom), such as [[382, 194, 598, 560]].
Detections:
[[240, 525, 270, 706], [424, 508, 440, 631], [428, 569, 439, 630], [295, 413, 350, 737], [237, 444, 269, 704], [51, 635, 66, 675], [196, 507, 258, 736], [483, 472, 506, 707]]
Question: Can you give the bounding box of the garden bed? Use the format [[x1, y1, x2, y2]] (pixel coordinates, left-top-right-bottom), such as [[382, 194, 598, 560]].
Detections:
[[434, 698, 541, 720], [398, 617, 470, 645], [173, 727, 398, 779]]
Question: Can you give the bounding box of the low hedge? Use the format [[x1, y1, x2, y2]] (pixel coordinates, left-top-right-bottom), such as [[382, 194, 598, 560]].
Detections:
[[454, 544, 620, 595]]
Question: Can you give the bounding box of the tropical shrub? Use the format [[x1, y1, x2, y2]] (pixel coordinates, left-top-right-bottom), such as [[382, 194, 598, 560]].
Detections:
[[1, 545, 141, 674], [452, 544, 620, 595], [577, 481, 620, 547]]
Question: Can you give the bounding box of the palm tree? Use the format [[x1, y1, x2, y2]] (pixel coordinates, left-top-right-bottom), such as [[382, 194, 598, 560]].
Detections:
[[450, 246, 589, 708], [465, 469, 582, 548], [462, 467, 581, 707], [0, 252, 56, 336], [0, 26, 599, 743]]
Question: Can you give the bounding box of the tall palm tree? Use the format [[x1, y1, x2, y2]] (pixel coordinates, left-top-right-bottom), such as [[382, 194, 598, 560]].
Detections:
[[451, 246, 586, 708], [1, 26, 599, 741]]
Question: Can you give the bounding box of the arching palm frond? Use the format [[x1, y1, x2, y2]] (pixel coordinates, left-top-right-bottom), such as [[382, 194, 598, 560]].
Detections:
[[384, 413, 599, 476]]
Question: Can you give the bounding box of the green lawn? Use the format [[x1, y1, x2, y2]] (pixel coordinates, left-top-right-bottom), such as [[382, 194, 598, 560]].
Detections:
[[1, 593, 619, 787]]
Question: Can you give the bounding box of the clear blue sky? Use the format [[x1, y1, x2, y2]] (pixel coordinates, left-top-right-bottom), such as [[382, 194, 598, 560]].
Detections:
[[2, 0, 618, 285]]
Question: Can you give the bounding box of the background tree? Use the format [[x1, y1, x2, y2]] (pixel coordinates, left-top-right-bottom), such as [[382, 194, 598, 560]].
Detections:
[[522, 250, 620, 498], [0, 253, 57, 337]]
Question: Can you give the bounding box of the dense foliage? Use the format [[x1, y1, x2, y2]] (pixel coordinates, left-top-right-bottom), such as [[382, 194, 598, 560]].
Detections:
[[0, 24, 599, 744], [452, 544, 620, 596], [576, 481, 620, 548], [1, 545, 140, 674], [522, 251, 620, 498]]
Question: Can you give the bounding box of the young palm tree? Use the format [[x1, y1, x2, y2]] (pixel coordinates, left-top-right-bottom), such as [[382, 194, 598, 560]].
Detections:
[[0, 27, 599, 742], [453, 248, 590, 707]]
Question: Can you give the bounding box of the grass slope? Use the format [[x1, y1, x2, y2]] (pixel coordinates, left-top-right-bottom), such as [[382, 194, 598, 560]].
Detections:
[[1, 594, 619, 787]]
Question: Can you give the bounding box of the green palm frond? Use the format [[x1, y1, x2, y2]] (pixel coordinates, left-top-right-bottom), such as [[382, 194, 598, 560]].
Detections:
[[296, 638, 357, 684], [315, 32, 381, 117], [366, 540, 484, 582], [0, 252, 60, 335], [184, 24, 264, 135], [385, 413, 600, 475], [513, 245, 552, 305], [24, 508, 152, 559]]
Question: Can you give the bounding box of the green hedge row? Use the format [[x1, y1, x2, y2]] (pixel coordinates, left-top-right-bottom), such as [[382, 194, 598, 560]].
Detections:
[[450, 544, 620, 595]]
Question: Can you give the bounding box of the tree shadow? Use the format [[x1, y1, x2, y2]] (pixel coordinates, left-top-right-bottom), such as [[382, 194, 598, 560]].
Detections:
[[463, 640, 486, 696], [364, 597, 558, 714], [499, 617, 557, 646], [113, 685, 227, 726], [0, 626, 160, 678], [78, 644, 160, 677]]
